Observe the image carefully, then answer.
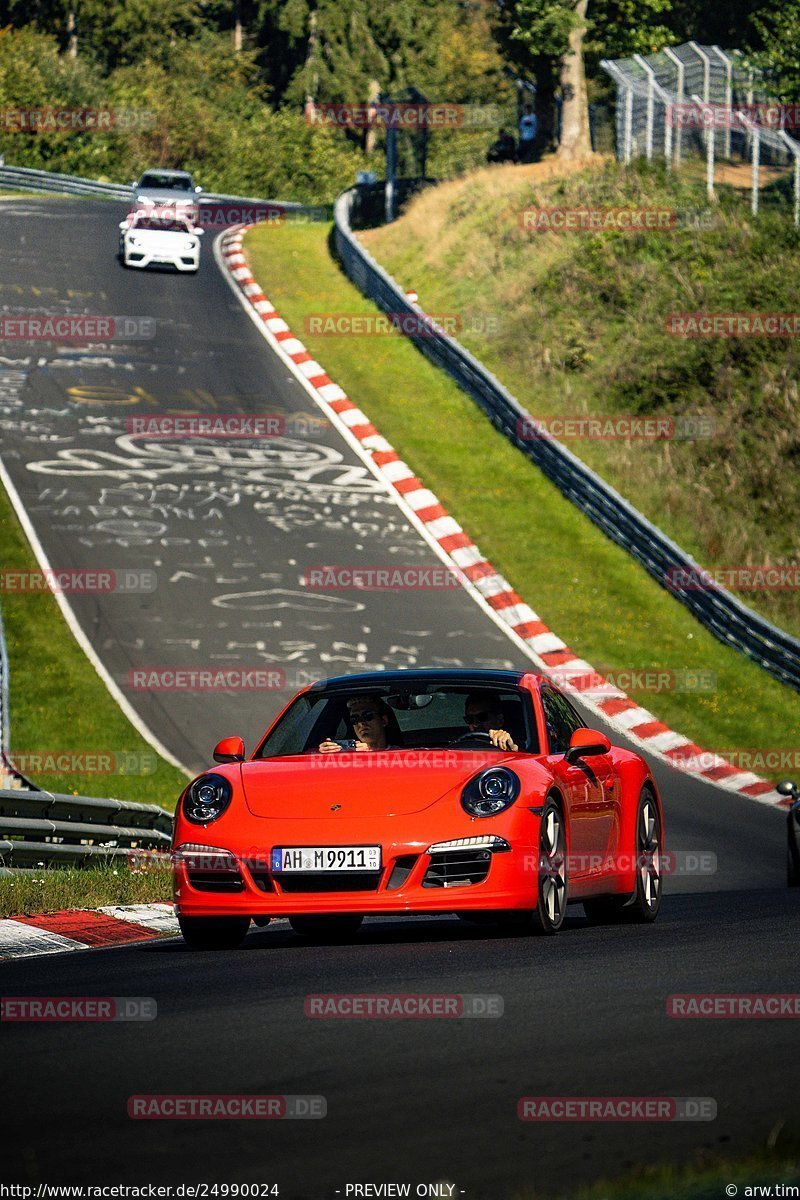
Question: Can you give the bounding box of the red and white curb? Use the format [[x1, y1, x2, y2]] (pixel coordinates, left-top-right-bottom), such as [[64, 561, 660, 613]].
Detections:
[[0, 903, 178, 960], [216, 225, 786, 810]]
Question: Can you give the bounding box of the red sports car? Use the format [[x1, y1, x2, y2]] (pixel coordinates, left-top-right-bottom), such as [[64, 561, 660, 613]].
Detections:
[[172, 669, 664, 949]]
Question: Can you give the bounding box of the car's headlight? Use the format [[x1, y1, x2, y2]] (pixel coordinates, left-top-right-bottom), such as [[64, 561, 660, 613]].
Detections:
[[128, 236, 139, 247], [461, 767, 520, 818], [183, 238, 197, 250], [172, 843, 238, 871], [183, 773, 233, 824]]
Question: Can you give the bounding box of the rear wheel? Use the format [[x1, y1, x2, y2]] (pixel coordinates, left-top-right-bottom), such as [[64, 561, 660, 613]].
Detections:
[[584, 787, 663, 925], [289, 915, 363, 942], [788, 841, 800, 889], [178, 915, 250, 950]]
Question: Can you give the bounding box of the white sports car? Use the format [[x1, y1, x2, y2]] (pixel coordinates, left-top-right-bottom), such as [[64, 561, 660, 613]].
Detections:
[[131, 169, 202, 221], [119, 212, 203, 273]]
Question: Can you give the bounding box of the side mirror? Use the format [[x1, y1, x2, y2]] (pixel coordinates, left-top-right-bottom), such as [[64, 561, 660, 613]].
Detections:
[[777, 779, 799, 799], [195, 185, 203, 193], [118, 220, 128, 230], [130, 180, 136, 187], [565, 727, 611, 764], [213, 736, 245, 763]]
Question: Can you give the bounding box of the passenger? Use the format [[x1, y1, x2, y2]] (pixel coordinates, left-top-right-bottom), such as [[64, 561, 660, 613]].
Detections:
[[318, 695, 402, 753], [463, 691, 518, 751]]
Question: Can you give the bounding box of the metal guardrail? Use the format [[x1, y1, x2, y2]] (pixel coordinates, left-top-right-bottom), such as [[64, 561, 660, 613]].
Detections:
[[333, 182, 800, 693], [0, 788, 172, 869], [0, 164, 132, 200], [0, 163, 328, 217]]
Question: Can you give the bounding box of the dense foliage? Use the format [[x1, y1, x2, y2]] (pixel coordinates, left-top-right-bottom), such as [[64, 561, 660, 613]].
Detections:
[[0, 1, 796, 198]]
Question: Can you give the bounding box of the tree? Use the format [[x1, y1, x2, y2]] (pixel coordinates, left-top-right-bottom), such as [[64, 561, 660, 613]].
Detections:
[[748, 0, 800, 100], [496, 0, 675, 156]]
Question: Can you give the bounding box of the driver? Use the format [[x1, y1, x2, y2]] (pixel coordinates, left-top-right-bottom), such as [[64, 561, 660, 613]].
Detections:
[[463, 691, 518, 751], [318, 694, 400, 753]]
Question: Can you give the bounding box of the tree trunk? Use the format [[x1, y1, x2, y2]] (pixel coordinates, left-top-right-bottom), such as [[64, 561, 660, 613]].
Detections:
[[305, 8, 319, 100], [233, 0, 242, 53], [365, 79, 380, 154], [66, 7, 77, 58], [556, 0, 591, 160]]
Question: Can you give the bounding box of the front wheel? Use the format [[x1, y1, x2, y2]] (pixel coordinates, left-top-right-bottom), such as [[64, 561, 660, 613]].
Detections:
[[178, 915, 250, 950], [529, 800, 569, 934], [289, 915, 363, 942]]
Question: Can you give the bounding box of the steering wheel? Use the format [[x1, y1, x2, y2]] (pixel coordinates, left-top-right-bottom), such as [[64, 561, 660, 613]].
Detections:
[[450, 731, 494, 746]]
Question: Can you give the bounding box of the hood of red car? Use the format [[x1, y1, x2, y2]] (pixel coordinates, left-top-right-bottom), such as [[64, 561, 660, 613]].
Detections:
[[240, 751, 512, 819]]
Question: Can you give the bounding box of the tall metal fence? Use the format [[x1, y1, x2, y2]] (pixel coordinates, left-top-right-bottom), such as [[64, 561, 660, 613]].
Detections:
[[601, 43, 800, 224], [334, 183, 800, 692]]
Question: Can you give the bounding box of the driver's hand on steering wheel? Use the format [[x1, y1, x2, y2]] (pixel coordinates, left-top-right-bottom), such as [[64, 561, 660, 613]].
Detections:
[[318, 738, 343, 753], [489, 728, 518, 751]]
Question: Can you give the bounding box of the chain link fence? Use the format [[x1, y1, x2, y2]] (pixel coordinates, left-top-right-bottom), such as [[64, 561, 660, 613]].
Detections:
[[601, 42, 800, 224]]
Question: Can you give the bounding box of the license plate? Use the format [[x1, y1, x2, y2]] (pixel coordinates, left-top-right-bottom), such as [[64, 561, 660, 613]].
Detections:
[[271, 845, 381, 873]]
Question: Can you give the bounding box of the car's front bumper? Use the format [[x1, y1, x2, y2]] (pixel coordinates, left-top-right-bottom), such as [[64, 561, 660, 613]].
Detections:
[[124, 248, 199, 271], [173, 832, 541, 918]]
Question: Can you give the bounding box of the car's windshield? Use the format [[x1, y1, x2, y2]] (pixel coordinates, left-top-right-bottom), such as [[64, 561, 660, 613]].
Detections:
[[132, 217, 193, 232], [255, 684, 537, 758], [138, 173, 193, 191]]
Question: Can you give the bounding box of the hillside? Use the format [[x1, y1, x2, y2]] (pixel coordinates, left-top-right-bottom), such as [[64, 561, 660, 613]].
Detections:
[[361, 159, 800, 638]]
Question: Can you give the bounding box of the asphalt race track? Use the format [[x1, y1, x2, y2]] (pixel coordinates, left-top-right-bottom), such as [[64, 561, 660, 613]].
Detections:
[[1, 197, 798, 1196]]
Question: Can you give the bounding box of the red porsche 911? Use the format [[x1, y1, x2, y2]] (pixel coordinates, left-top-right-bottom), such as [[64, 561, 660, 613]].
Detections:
[[172, 669, 664, 949]]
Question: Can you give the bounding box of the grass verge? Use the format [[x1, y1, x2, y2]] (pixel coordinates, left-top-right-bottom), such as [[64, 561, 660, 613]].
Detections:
[[0, 862, 171, 919], [564, 1132, 799, 1200], [244, 218, 800, 780], [0, 481, 187, 802]]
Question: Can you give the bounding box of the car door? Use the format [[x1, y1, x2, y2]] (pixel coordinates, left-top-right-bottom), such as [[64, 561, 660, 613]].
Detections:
[[540, 685, 616, 878]]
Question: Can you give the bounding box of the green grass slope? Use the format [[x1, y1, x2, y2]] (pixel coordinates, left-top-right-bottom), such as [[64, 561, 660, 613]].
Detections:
[[361, 158, 800, 639]]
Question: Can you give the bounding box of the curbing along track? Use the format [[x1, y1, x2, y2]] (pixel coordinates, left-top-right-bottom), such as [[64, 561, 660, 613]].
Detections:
[[0, 903, 178, 959], [218, 224, 787, 809]]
